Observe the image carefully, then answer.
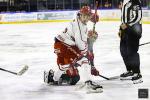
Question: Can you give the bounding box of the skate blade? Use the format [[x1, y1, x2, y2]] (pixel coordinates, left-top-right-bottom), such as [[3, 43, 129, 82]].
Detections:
[[86, 88, 103, 94], [75, 83, 86, 91], [133, 78, 143, 84], [120, 76, 133, 80], [44, 71, 49, 83]]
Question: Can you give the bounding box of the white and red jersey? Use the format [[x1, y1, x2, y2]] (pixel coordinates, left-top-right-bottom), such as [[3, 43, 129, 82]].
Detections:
[[56, 16, 88, 52]]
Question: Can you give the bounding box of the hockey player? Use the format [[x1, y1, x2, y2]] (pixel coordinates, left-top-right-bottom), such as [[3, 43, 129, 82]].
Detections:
[[118, 0, 143, 84], [44, 6, 102, 93]]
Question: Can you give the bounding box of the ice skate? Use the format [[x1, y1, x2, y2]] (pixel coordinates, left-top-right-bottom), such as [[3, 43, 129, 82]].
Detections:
[[132, 73, 143, 84], [120, 71, 134, 80], [85, 80, 103, 93], [44, 69, 62, 85]]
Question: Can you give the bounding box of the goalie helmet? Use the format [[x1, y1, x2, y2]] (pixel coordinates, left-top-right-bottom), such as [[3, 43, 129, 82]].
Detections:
[[79, 6, 92, 15]]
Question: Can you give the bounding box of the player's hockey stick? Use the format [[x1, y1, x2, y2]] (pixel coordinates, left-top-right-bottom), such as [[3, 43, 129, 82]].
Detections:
[[139, 42, 150, 46], [0, 65, 28, 76], [98, 74, 110, 80], [89, 1, 111, 80], [98, 74, 120, 80], [93, 0, 99, 31]]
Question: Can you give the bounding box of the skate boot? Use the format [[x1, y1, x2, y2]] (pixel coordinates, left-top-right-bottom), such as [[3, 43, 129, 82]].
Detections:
[[44, 69, 62, 85], [132, 73, 143, 84], [85, 80, 103, 93], [44, 69, 54, 84], [120, 71, 134, 80]]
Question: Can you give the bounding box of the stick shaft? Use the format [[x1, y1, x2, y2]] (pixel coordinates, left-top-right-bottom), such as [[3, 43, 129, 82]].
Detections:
[[0, 68, 17, 75], [98, 74, 110, 80], [139, 42, 150, 46], [93, 0, 99, 31]]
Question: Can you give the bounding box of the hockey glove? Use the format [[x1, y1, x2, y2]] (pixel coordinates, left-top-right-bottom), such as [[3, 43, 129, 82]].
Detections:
[[91, 66, 99, 76], [91, 13, 99, 23], [118, 25, 126, 39], [118, 29, 122, 38], [88, 30, 98, 42], [120, 23, 128, 30]]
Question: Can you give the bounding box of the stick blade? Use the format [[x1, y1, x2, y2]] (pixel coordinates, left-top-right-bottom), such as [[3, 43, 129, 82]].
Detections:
[[17, 65, 29, 76]]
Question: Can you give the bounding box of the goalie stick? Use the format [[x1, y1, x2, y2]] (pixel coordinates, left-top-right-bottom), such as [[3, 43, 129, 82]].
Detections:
[[0, 65, 28, 76]]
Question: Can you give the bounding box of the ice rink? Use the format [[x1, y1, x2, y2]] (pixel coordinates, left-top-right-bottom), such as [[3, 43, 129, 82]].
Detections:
[[0, 21, 150, 100]]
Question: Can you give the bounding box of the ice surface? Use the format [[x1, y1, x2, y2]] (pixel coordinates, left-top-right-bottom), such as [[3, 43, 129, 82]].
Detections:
[[0, 21, 150, 100]]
